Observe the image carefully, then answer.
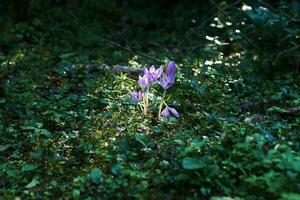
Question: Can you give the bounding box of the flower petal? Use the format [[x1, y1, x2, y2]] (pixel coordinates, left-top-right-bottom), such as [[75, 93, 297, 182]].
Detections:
[[139, 74, 152, 88], [149, 65, 156, 73], [167, 61, 176, 76], [161, 107, 170, 118], [168, 107, 179, 117], [156, 66, 163, 79], [144, 67, 149, 76]]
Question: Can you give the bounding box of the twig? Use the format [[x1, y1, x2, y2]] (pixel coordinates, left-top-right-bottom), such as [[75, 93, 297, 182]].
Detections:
[[147, 42, 170, 52], [274, 44, 300, 64], [149, 41, 205, 50], [197, 0, 243, 31], [165, 43, 205, 50], [240, 32, 258, 49], [278, 45, 300, 56], [67, 6, 161, 63], [259, 0, 300, 22]]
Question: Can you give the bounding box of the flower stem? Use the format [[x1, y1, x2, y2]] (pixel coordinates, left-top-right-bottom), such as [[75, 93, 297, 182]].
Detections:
[[158, 90, 166, 119], [143, 87, 150, 115], [139, 103, 143, 112]]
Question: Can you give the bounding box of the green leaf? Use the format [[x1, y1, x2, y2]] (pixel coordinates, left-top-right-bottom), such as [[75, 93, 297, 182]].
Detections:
[[59, 52, 74, 59], [25, 178, 39, 188], [197, 86, 205, 95], [111, 164, 124, 175], [47, 151, 60, 162], [50, 180, 58, 187], [31, 148, 44, 159], [72, 189, 80, 198], [281, 193, 300, 200], [182, 157, 205, 170], [40, 129, 51, 137], [143, 157, 155, 168], [90, 168, 102, 184], [159, 160, 170, 168], [211, 197, 243, 200], [21, 126, 36, 131], [22, 164, 39, 172], [0, 145, 10, 152]]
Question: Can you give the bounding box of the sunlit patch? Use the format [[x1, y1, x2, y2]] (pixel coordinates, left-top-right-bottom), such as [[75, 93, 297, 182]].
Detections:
[[216, 24, 224, 28], [225, 22, 232, 26], [96, 130, 103, 135], [1, 50, 25, 66], [215, 39, 229, 46], [205, 60, 214, 65], [206, 35, 229, 46], [128, 55, 142, 67], [192, 68, 201, 76], [103, 142, 109, 147], [242, 4, 252, 11], [259, 6, 268, 11], [205, 35, 215, 41], [213, 17, 225, 28]]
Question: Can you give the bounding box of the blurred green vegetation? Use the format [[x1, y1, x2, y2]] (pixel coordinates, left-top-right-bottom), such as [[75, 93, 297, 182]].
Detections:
[[0, 0, 299, 199]]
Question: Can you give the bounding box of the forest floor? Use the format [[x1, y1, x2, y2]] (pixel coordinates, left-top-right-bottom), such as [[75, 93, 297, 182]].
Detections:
[[0, 3, 300, 200]]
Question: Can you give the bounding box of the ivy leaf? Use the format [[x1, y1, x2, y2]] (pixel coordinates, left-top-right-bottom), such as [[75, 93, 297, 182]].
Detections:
[[25, 178, 39, 188], [90, 168, 102, 184], [281, 193, 300, 200], [59, 52, 74, 59], [22, 164, 39, 172], [73, 189, 80, 198], [40, 129, 51, 138], [182, 157, 205, 170], [0, 144, 10, 152], [31, 148, 44, 159], [111, 164, 124, 175], [143, 157, 155, 168], [21, 126, 36, 131], [197, 86, 205, 95]]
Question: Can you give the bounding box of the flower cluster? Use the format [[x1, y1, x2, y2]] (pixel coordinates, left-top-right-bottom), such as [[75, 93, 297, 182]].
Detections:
[[130, 61, 179, 119], [130, 91, 145, 102]]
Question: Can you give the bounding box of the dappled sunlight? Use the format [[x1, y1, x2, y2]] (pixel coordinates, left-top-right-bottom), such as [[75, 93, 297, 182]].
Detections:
[[1, 0, 300, 199], [1, 50, 26, 66]]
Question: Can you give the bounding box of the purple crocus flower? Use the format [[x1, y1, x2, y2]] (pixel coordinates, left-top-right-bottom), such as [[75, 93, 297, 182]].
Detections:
[[159, 73, 174, 89], [138, 74, 151, 88], [139, 65, 163, 88], [161, 106, 179, 118], [130, 90, 145, 102], [148, 65, 163, 81], [159, 61, 177, 89], [166, 61, 176, 77], [144, 67, 150, 78]]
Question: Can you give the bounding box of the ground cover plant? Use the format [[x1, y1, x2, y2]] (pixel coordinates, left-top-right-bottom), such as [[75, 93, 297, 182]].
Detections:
[[0, 0, 299, 199]]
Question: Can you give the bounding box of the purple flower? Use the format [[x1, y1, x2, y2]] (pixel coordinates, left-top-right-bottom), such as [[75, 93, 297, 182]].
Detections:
[[159, 61, 177, 89], [138, 74, 151, 88], [130, 90, 145, 102], [159, 73, 174, 89], [166, 61, 176, 77], [139, 65, 163, 88], [161, 106, 179, 118], [148, 65, 163, 81], [143, 67, 150, 78]]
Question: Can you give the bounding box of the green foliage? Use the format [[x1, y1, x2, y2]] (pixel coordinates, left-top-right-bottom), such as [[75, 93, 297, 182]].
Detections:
[[0, 0, 299, 199], [90, 168, 102, 184]]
